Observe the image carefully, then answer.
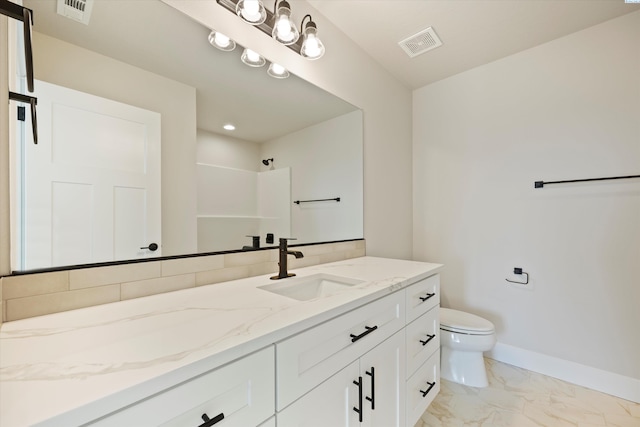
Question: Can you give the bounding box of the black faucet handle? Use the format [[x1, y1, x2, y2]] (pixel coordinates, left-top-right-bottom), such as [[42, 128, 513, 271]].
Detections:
[[245, 235, 260, 249]]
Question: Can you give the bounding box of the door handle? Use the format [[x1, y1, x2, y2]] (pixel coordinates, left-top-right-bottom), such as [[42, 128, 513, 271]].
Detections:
[[140, 243, 158, 251]]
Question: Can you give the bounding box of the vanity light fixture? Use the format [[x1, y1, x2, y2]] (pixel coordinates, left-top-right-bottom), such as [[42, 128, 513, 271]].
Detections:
[[267, 62, 289, 79], [208, 30, 236, 51], [241, 48, 266, 67], [216, 0, 325, 59]]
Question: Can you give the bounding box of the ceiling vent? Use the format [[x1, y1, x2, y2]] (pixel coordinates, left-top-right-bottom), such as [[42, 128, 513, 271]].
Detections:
[[398, 27, 443, 58], [56, 0, 94, 25]]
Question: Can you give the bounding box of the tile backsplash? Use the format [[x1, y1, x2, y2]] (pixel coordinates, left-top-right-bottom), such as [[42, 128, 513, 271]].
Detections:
[[0, 240, 365, 322]]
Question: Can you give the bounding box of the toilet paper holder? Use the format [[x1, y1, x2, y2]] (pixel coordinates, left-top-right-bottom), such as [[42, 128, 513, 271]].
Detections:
[[506, 267, 529, 285]]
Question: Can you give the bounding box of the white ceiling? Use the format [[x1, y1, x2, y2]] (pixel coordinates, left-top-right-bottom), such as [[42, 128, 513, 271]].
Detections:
[[309, 0, 640, 90]]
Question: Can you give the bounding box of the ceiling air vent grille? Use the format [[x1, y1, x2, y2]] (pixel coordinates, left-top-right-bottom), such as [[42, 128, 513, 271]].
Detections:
[[56, 0, 94, 25], [398, 27, 443, 58]]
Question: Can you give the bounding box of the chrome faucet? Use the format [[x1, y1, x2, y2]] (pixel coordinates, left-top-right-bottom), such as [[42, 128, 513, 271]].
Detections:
[[271, 238, 304, 280]]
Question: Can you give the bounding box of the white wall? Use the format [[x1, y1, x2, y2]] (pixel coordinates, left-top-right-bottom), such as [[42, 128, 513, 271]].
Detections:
[[31, 32, 198, 257], [197, 129, 261, 172], [413, 11, 640, 397], [163, 0, 413, 259], [262, 110, 363, 243]]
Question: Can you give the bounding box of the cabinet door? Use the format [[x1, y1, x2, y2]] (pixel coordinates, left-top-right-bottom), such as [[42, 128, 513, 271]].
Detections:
[[277, 361, 360, 427], [359, 330, 406, 427]]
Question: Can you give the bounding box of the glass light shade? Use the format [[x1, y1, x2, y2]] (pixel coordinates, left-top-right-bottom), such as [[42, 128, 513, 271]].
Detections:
[[236, 0, 267, 24], [272, 1, 299, 45], [300, 23, 325, 60], [241, 48, 266, 67], [267, 63, 290, 79], [208, 31, 236, 52]]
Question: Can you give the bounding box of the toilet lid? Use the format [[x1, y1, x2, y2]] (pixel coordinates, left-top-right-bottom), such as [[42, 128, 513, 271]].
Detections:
[[440, 308, 495, 333]]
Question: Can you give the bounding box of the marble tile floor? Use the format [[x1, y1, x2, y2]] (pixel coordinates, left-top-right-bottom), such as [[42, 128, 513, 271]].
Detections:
[[417, 358, 640, 427]]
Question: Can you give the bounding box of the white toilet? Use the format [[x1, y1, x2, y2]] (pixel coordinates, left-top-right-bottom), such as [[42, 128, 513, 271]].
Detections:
[[439, 308, 496, 387]]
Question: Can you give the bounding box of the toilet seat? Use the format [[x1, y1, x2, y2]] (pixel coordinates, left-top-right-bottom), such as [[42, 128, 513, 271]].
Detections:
[[440, 308, 495, 335]]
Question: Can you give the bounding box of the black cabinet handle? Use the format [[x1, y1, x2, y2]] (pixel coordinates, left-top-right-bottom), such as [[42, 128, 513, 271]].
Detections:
[[420, 334, 436, 346], [365, 367, 375, 410], [140, 243, 159, 251], [420, 382, 436, 398], [419, 293, 435, 302], [199, 412, 224, 427], [350, 325, 378, 343], [353, 376, 363, 422]]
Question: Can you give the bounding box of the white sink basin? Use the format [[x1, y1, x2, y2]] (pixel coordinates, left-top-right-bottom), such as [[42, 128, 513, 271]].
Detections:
[[258, 273, 364, 301]]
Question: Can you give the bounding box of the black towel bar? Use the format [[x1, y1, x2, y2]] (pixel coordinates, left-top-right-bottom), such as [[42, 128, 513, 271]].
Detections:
[[294, 197, 340, 204], [535, 175, 640, 188]]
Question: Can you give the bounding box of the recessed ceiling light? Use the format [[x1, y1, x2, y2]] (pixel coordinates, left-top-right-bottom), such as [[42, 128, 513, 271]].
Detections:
[[223, 124, 236, 131]]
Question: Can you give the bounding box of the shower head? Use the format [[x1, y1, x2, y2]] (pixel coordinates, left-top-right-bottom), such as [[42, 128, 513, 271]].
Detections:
[[262, 158, 274, 166]]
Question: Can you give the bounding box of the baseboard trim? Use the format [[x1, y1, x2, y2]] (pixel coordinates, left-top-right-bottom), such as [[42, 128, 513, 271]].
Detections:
[[487, 342, 640, 403]]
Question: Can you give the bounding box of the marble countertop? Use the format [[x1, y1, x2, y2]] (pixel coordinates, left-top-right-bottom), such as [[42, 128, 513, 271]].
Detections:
[[0, 256, 442, 427]]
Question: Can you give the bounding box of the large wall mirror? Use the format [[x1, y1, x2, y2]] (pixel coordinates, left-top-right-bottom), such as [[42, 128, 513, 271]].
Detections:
[[10, 0, 363, 272]]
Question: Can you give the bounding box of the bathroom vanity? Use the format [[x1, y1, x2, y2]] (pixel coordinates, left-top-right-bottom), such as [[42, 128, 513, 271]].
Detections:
[[0, 257, 442, 427]]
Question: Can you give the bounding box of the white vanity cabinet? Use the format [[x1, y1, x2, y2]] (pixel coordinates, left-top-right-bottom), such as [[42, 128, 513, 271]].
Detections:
[[87, 347, 275, 427], [404, 274, 441, 426]]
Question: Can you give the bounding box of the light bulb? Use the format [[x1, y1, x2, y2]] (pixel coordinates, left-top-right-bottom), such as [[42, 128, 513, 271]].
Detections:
[[208, 31, 236, 51], [214, 33, 230, 47], [241, 48, 266, 67], [244, 0, 259, 15], [272, 1, 299, 45], [236, 0, 267, 24], [246, 50, 260, 62], [276, 16, 294, 41], [268, 63, 290, 79], [301, 22, 325, 60]]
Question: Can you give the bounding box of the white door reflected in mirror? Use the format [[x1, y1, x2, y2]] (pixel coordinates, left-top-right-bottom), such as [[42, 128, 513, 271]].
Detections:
[[17, 80, 161, 270]]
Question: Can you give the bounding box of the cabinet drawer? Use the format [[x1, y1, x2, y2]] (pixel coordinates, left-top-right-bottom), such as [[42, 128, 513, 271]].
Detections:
[[89, 347, 275, 427], [405, 274, 440, 323], [276, 291, 405, 410], [406, 306, 439, 378], [406, 349, 440, 427]]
